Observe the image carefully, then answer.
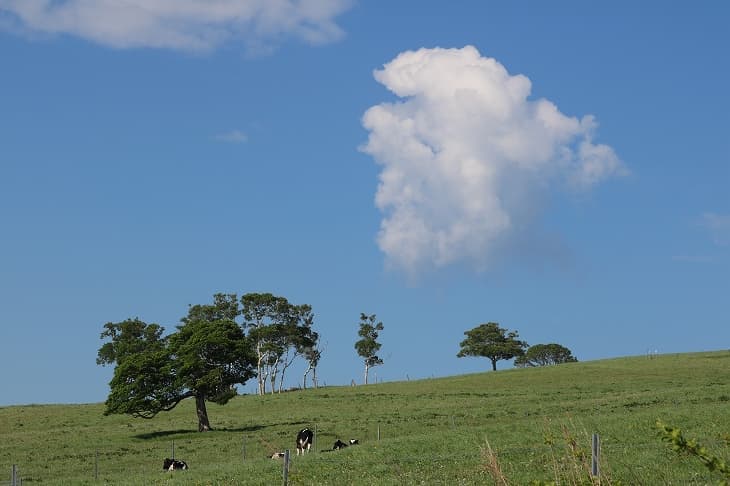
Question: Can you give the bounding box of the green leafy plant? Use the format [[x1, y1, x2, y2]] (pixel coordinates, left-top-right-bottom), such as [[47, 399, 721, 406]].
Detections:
[[657, 419, 730, 484]]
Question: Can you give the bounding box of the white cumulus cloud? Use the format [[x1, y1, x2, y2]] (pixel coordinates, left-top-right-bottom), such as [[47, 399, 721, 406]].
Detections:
[[0, 0, 353, 52], [361, 46, 627, 275]]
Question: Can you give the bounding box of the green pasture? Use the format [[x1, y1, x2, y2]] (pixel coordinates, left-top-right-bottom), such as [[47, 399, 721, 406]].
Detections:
[[1, 351, 729, 484]]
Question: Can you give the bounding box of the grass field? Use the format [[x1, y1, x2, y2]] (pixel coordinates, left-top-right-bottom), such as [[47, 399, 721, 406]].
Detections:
[[2, 351, 729, 484]]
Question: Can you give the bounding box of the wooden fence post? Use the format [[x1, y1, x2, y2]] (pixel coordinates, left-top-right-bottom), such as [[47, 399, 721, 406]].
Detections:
[[282, 450, 290, 486], [242, 436, 246, 462], [95, 450, 99, 481], [11, 464, 17, 486], [591, 433, 600, 477]]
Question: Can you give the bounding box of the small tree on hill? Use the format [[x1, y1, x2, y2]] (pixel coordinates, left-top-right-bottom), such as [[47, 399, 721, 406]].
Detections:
[[514, 343, 578, 367], [355, 313, 384, 385], [457, 322, 527, 371]]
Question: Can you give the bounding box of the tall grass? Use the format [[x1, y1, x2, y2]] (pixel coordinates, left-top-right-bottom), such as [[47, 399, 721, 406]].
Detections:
[[1, 351, 729, 484]]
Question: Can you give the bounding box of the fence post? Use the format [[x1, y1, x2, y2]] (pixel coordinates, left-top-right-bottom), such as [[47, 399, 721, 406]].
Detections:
[[314, 424, 317, 453], [11, 464, 17, 486], [171, 440, 175, 460], [95, 450, 99, 481], [591, 433, 600, 477], [282, 450, 290, 486], [242, 436, 246, 462], [377, 424, 380, 441]]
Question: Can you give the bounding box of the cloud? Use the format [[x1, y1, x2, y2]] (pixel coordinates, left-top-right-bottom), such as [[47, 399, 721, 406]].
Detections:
[[361, 46, 627, 276], [0, 0, 353, 52], [701, 212, 730, 246], [214, 129, 248, 144]]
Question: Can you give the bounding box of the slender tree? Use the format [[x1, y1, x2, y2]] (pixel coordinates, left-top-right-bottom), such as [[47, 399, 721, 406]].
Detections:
[[302, 344, 322, 389], [355, 313, 384, 385], [457, 322, 527, 371], [240, 293, 317, 394], [241, 293, 291, 395]]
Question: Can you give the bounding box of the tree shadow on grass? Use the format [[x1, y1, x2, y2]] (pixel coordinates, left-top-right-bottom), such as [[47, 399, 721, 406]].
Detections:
[[134, 424, 267, 440]]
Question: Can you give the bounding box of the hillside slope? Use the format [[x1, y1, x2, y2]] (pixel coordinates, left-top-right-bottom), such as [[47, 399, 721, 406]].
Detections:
[[2, 351, 729, 484]]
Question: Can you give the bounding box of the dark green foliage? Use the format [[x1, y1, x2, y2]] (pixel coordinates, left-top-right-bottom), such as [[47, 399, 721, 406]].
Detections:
[[457, 322, 527, 371], [172, 304, 256, 405], [515, 343, 578, 367], [97, 294, 257, 431]]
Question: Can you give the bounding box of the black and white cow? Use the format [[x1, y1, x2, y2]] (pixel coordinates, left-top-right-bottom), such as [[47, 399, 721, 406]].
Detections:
[[332, 439, 348, 450], [162, 458, 188, 471], [332, 438, 360, 450], [296, 428, 314, 455], [270, 452, 286, 460]]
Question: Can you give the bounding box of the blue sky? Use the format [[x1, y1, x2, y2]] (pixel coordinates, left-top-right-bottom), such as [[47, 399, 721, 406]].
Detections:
[[0, 1, 727, 406]]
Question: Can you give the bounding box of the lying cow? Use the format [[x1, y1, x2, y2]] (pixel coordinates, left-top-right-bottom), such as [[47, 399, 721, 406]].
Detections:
[[270, 452, 286, 460], [332, 438, 360, 450], [162, 458, 188, 471], [296, 428, 314, 455]]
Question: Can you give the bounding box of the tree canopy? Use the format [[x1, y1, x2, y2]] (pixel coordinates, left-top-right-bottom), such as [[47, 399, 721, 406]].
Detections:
[[457, 322, 527, 371], [355, 313, 384, 384], [514, 343, 578, 367], [241, 292, 318, 394], [97, 295, 256, 432]]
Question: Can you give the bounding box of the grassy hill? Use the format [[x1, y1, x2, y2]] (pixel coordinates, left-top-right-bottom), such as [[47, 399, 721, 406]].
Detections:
[[2, 351, 729, 484]]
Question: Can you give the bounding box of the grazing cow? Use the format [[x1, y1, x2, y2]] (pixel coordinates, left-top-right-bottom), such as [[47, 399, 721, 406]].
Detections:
[[270, 452, 286, 460], [349, 439, 359, 445], [162, 458, 188, 471], [296, 428, 314, 455]]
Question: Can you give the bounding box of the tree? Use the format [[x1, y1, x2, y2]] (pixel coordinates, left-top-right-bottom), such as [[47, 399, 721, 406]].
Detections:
[[302, 343, 323, 389], [457, 322, 527, 371], [170, 300, 256, 430], [241, 293, 291, 395], [514, 343, 578, 367], [97, 318, 179, 419], [275, 306, 318, 393], [97, 295, 256, 432], [355, 313, 384, 385], [240, 292, 317, 394]]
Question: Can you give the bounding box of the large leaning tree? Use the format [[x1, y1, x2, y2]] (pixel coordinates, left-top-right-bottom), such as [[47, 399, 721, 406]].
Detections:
[[355, 313, 384, 385], [457, 322, 527, 371], [514, 343, 578, 367], [97, 294, 256, 432]]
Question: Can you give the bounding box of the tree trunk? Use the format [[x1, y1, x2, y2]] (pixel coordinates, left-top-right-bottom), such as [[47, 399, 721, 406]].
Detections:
[[303, 365, 311, 390], [491, 358, 497, 371], [364, 362, 370, 385], [196, 395, 211, 432]]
